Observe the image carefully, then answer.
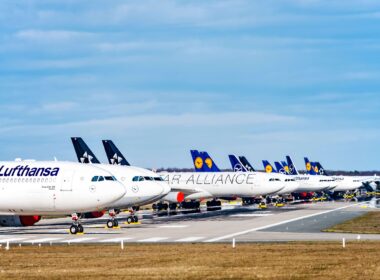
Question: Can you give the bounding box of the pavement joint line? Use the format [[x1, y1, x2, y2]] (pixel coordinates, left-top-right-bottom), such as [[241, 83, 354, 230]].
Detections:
[[138, 237, 169, 242], [205, 203, 364, 242], [175, 237, 205, 242]]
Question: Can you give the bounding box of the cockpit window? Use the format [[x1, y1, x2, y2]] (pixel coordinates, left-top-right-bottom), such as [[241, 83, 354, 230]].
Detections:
[[138, 176, 144, 181], [91, 176, 99, 182], [144, 177, 153, 181], [154, 177, 164, 181], [105, 176, 116, 181], [132, 176, 139, 182], [98, 176, 105, 182]]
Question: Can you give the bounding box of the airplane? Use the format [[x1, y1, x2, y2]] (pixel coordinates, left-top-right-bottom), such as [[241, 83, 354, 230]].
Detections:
[[0, 160, 126, 234], [304, 157, 337, 191], [102, 143, 285, 212], [313, 162, 368, 192], [71, 137, 171, 227], [260, 160, 299, 194]]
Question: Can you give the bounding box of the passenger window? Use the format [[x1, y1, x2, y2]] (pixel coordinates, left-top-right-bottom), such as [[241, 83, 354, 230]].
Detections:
[[91, 176, 99, 182]]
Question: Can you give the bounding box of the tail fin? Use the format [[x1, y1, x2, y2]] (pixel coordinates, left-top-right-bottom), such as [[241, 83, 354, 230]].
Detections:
[[262, 160, 277, 173], [286, 156, 299, 175], [102, 140, 130, 166], [304, 157, 317, 175], [274, 161, 287, 174], [200, 151, 221, 172], [229, 155, 246, 172], [238, 156, 256, 172], [190, 150, 205, 172], [315, 162, 329, 176], [71, 137, 100, 164], [281, 161, 290, 175]]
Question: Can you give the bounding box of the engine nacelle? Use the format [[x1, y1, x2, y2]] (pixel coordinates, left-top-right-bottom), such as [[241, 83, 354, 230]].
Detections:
[[0, 215, 41, 227], [162, 192, 185, 203]]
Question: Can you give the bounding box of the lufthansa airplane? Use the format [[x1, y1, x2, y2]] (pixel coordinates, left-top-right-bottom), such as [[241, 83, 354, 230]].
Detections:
[[71, 138, 171, 227], [0, 160, 126, 234]]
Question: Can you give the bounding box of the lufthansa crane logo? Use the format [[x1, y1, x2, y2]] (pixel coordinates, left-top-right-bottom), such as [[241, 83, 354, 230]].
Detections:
[[205, 158, 213, 169], [265, 165, 273, 173], [234, 164, 243, 172], [314, 166, 319, 173], [284, 166, 290, 173], [194, 157, 203, 169], [306, 162, 311, 171]]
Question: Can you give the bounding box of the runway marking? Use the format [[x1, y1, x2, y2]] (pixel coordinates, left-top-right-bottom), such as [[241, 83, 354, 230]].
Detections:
[[232, 214, 273, 217], [25, 237, 63, 243], [157, 225, 188, 228], [206, 203, 363, 242], [138, 237, 169, 242], [175, 237, 204, 242], [65, 237, 96, 243], [0, 237, 28, 243], [100, 237, 134, 243]]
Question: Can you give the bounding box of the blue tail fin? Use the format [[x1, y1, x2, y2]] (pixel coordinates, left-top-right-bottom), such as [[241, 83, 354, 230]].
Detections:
[[274, 161, 287, 174], [238, 156, 256, 172], [281, 161, 290, 174], [286, 156, 298, 175], [71, 137, 100, 164], [304, 157, 317, 175], [262, 160, 277, 173], [102, 140, 130, 166], [200, 151, 221, 172], [229, 155, 246, 172], [190, 150, 205, 172], [315, 162, 329, 176]]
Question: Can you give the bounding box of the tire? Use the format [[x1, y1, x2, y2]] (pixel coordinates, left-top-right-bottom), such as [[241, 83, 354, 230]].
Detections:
[[126, 217, 133, 224], [70, 225, 78, 235], [107, 220, 114, 228], [113, 220, 119, 227], [133, 216, 138, 223], [78, 224, 84, 233]]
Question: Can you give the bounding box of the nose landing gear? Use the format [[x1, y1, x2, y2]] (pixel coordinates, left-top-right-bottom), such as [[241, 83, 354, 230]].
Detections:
[[70, 213, 84, 234], [106, 209, 119, 228]]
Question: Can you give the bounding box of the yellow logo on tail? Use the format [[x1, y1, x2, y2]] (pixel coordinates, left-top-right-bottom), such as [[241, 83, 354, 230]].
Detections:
[[284, 166, 289, 173], [265, 165, 273, 173], [306, 162, 311, 171], [195, 157, 203, 170], [314, 166, 319, 173], [205, 158, 213, 169]]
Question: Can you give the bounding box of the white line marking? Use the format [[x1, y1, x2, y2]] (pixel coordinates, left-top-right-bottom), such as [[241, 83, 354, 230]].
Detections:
[[65, 237, 96, 243], [100, 237, 134, 243], [139, 237, 168, 242], [206, 203, 362, 242], [157, 225, 188, 228], [176, 237, 204, 242], [0, 237, 28, 243], [232, 214, 274, 217], [25, 237, 62, 243]]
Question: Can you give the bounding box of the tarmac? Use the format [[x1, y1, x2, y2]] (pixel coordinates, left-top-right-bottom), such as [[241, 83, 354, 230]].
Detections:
[[0, 201, 379, 245]]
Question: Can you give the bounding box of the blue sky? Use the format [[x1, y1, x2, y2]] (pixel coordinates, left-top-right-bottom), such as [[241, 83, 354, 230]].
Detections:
[[0, 0, 380, 170]]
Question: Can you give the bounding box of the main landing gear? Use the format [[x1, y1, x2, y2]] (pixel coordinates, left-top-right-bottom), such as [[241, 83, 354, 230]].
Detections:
[[70, 213, 84, 234], [206, 200, 222, 211]]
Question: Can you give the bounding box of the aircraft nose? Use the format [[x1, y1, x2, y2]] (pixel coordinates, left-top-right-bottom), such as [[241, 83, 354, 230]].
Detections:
[[101, 182, 126, 204], [158, 182, 171, 196]]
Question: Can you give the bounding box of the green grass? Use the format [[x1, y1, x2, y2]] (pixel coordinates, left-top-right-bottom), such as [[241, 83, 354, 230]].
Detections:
[[323, 211, 380, 234]]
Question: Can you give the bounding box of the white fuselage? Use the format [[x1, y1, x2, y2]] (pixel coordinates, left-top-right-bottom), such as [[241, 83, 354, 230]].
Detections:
[[160, 172, 285, 200], [332, 176, 364, 192], [291, 174, 336, 192], [93, 165, 171, 209], [0, 161, 126, 215]]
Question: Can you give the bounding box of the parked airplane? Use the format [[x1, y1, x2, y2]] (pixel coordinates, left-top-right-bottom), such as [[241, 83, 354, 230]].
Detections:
[[71, 138, 171, 227], [304, 157, 337, 190], [0, 160, 126, 234]]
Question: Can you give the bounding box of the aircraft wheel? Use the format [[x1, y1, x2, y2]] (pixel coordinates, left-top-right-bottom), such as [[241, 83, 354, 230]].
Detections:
[[113, 220, 119, 227], [133, 216, 138, 223], [107, 220, 114, 228], [126, 217, 133, 224], [70, 225, 78, 235], [77, 224, 84, 233]]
